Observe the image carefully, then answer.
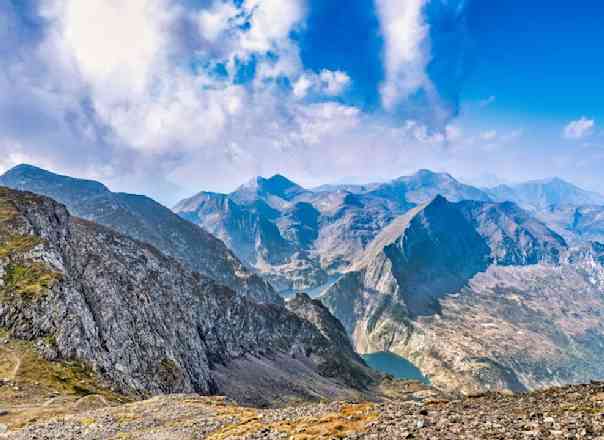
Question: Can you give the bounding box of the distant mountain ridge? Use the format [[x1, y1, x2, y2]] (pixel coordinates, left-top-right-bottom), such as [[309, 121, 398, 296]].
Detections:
[[484, 177, 604, 243], [486, 177, 604, 211], [174, 169, 500, 293], [0, 164, 280, 304]]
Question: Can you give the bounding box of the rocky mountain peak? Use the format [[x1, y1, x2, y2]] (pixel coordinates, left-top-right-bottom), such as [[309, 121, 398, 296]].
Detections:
[[171, 191, 229, 213], [234, 174, 306, 203]]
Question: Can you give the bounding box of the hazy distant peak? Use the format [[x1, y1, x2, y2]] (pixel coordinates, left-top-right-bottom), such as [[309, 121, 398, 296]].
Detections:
[[172, 190, 229, 212], [411, 169, 454, 180], [486, 176, 604, 209], [232, 173, 307, 204], [1, 163, 110, 199], [260, 174, 304, 192]]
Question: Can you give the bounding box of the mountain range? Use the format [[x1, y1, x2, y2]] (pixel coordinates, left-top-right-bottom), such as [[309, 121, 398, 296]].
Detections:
[[2, 163, 604, 395], [173, 167, 604, 393], [173, 168, 604, 294], [322, 196, 604, 393]]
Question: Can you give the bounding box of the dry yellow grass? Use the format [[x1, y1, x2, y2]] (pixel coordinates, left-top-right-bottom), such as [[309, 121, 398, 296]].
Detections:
[[0, 331, 128, 430], [206, 402, 377, 440]]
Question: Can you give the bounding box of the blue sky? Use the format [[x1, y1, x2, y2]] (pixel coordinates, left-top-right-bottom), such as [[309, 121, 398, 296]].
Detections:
[[0, 0, 602, 203]]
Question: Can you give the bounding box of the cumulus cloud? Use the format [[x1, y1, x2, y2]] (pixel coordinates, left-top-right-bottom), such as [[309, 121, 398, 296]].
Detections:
[[293, 70, 351, 98], [3, 0, 553, 203], [563, 117, 595, 140]]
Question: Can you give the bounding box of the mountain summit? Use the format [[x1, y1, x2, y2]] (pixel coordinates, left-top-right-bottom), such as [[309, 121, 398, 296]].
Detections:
[[231, 174, 308, 206], [486, 177, 604, 211]]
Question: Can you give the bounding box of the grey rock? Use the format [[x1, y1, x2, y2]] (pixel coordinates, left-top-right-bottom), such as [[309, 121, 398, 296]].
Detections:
[[0, 187, 374, 402]]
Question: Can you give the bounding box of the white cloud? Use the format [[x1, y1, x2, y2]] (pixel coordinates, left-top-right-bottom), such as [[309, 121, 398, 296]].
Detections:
[[37, 0, 317, 154], [293, 70, 351, 98], [319, 70, 351, 95], [197, 2, 240, 43], [374, 0, 430, 110], [563, 117, 595, 140], [42, 0, 175, 97]]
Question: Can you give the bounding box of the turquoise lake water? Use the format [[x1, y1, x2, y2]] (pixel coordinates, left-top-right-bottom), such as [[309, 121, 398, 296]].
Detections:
[[362, 352, 429, 384]]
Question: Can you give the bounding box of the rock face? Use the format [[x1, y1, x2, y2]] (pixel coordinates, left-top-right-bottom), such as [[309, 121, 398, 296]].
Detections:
[[0, 164, 279, 304], [322, 196, 604, 394], [174, 170, 489, 293], [0, 187, 373, 404]]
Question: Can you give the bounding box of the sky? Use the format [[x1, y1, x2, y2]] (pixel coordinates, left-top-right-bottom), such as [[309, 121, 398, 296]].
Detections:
[[0, 0, 603, 204]]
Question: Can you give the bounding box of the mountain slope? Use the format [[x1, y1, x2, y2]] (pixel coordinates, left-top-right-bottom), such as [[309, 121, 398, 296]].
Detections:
[[0, 186, 374, 405], [322, 196, 604, 394], [0, 164, 280, 304], [486, 178, 604, 211]]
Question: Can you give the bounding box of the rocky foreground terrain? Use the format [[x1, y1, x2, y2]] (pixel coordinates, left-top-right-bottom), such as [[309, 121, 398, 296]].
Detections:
[[2, 375, 604, 439], [1, 313, 604, 438]]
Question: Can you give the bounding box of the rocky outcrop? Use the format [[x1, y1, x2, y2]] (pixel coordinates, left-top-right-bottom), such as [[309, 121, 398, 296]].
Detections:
[[322, 196, 604, 394], [0, 187, 374, 404], [0, 164, 279, 304]]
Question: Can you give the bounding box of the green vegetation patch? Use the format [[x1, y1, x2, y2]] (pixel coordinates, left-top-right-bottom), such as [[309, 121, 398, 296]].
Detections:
[[2, 262, 62, 300], [0, 334, 129, 405], [0, 190, 18, 222], [0, 234, 44, 258]]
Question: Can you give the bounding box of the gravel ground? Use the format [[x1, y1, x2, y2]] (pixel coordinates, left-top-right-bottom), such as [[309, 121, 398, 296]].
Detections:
[[2, 382, 604, 439]]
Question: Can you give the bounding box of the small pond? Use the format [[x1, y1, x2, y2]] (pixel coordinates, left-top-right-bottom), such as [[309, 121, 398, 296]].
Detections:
[[362, 352, 429, 384]]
